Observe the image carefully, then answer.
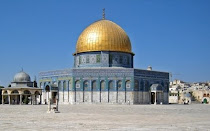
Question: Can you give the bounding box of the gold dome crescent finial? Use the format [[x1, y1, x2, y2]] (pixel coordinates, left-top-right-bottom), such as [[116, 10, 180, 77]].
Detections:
[[103, 8, 105, 19]]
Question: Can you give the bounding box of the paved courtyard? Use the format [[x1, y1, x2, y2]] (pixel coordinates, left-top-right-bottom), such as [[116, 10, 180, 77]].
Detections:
[[0, 104, 210, 131]]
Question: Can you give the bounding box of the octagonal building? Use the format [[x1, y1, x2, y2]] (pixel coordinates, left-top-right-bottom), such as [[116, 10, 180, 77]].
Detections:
[[39, 15, 169, 105]]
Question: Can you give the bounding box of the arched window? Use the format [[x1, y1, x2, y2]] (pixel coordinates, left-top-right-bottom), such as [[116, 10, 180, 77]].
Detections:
[[140, 81, 144, 91], [126, 80, 131, 89], [63, 81, 67, 91], [35, 91, 40, 95], [109, 80, 114, 90], [100, 80, 105, 91], [68, 80, 71, 90], [117, 80, 122, 90], [134, 80, 139, 91], [11, 90, 19, 94], [24, 90, 31, 94], [45, 85, 50, 92], [83, 80, 89, 91], [3, 90, 8, 94], [92, 80, 97, 91], [75, 80, 80, 89], [144, 81, 149, 91], [58, 81, 62, 91]]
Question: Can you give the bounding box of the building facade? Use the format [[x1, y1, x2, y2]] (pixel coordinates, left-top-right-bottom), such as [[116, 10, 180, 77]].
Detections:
[[2, 71, 42, 105], [39, 17, 169, 105]]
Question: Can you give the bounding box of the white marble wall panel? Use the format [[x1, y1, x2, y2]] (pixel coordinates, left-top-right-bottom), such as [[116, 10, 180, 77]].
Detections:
[[118, 91, 126, 104], [84, 91, 91, 103], [126, 92, 134, 104], [101, 92, 108, 103], [69, 92, 75, 104], [109, 92, 117, 103], [92, 91, 100, 103]]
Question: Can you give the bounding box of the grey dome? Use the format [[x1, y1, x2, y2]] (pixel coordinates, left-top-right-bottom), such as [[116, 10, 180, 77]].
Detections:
[[14, 71, 31, 82]]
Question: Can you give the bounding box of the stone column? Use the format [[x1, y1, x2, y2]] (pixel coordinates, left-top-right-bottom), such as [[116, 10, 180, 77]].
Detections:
[[32, 95, 35, 105], [90, 79, 92, 103], [40, 94, 42, 104], [20, 95, 22, 105], [8, 95, 11, 105], [48, 99, 51, 112], [115, 79, 118, 103], [15, 95, 18, 105], [154, 92, 157, 105], [2, 95, 4, 105]]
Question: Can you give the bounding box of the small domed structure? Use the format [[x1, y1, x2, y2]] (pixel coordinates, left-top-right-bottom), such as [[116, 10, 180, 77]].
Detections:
[[2, 71, 42, 105], [13, 71, 31, 82]]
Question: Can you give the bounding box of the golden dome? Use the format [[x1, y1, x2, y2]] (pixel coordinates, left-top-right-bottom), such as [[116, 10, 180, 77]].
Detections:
[[75, 19, 133, 55]]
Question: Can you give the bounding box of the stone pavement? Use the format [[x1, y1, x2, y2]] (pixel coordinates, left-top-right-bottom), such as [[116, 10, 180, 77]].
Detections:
[[0, 104, 210, 130]]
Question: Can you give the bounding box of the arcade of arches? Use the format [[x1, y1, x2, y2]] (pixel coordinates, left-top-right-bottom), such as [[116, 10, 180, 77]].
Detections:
[[2, 89, 42, 105]]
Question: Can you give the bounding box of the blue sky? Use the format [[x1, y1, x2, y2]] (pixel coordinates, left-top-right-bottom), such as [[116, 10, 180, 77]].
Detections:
[[0, 0, 210, 86]]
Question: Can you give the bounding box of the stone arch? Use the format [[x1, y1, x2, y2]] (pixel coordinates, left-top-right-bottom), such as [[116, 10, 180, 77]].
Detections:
[[92, 80, 97, 91], [108, 80, 114, 90], [100, 80, 105, 91], [23, 90, 31, 94], [11, 90, 19, 94], [204, 94, 207, 97], [83, 80, 89, 91], [157, 85, 163, 91], [125, 80, 131, 89], [34, 91, 40, 95], [117, 80, 122, 90], [3, 90, 8, 95], [75, 80, 80, 89]]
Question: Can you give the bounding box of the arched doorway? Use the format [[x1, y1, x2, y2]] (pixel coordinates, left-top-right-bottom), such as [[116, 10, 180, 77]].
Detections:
[[23, 90, 31, 105], [2, 91, 9, 104], [34, 91, 41, 105], [11, 90, 20, 104], [151, 92, 155, 104]]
